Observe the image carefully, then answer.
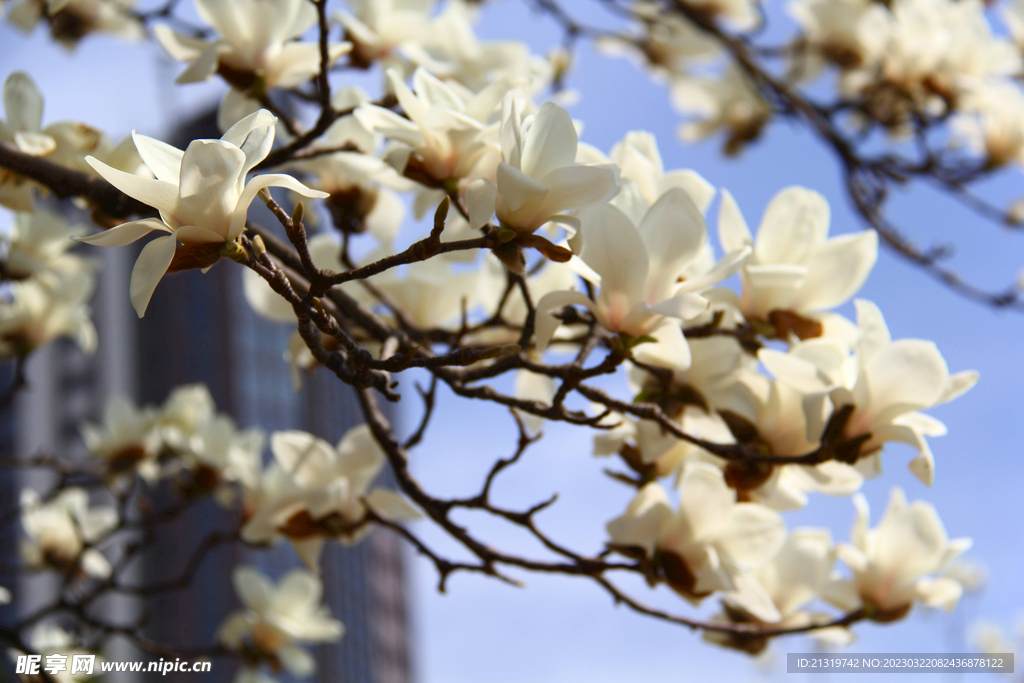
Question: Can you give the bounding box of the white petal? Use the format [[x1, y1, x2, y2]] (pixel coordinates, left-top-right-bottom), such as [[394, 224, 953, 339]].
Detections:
[[794, 231, 878, 311], [520, 101, 577, 179], [76, 218, 171, 247], [3, 72, 43, 133], [129, 234, 177, 317], [755, 187, 830, 265], [717, 188, 752, 254], [233, 566, 274, 612], [576, 204, 648, 308], [938, 371, 979, 405], [497, 162, 548, 213], [638, 188, 707, 298], [365, 488, 421, 522], [232, 174, 328, 239], [533, 289, 595, 351], [465, 178, 497, 230], [132, 132, 184, 183], [85, 156, 179, 214], [536, 164, 620, 217]]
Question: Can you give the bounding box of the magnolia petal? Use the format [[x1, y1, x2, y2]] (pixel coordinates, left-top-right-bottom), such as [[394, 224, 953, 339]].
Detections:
[[576, 204, 648, 307], [243, 268, 296, 323], [76, 218, 171, 247], [176, 41, 222, 84], [86, 156, 179, 214], [796, 231, 878, 311], [938, 370, 979, 405], [638, 188, 707, 297], [365, 488, 421, 522], [631, 321, 692, 371], [676, 246, 751, 294], [129, 234, 177, 317], [497, 161, 548, 213], [716, 504, 787, 568], [3, 72, 43, 134], [465, 178, 497, 230], [649, 292, 709, 321], [533, 289, 595, 351], [14, 131, 55, 156], [176, 225, 227, 244], [231, 174, 328, 239], [291, 538, 325, 572], [606, 482, 672, 557], [222, 109, 278, 175], [745, 263, 807, 289], [854, 299, 891, 358], [915, 576, 963, 611], [718, 188, 753, 253], [865, 339, 949, 420], [233, 566, 274, 612], [520, 101, 578, 180], [678, 462, 735, 539], [755, 186, 830, 265], [132, 132, 184, 184], [659, 170, 716, 214], [537, 164, 620, 217], [152, 24, 207, 61]]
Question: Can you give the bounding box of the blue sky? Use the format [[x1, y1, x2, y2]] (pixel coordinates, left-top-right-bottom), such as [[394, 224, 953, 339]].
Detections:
[[2, 0, 1023, 681]]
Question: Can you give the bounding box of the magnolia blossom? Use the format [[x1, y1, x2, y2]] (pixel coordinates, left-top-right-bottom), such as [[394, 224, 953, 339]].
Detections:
[[718, 186, 877, 338], [598, 1, 719, 79], [809, 300, 978, 486], [788, 0, 891, 79], [952, 81, 1024, 168], [0, 270, 96, 357], [338, 0, 433, 67], [404, 1, 556, 96], [242, 425, 419, 568], [535, 189, 749, 368], [0, 72, 143, 211], [77, 110, 327, 317], [671, 63, 772, 155], [356, 68, 504, 186], [6, 0, 142, 47], [706, 529, 853, 651], [81, 395, 161, 479], [154, 0, 350, 126], [465, 94, 619, 240], [20, 488, 117, 579], [607, 462, 786, 601], [219, 566, 344, 681], [826, 489, 970, 619], [23, 624, 100, 683]]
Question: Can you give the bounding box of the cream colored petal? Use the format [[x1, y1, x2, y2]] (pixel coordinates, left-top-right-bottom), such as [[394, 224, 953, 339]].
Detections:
[[129, 234, 177, 318]]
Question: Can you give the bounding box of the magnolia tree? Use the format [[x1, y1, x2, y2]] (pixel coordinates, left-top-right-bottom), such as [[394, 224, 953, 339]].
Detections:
[[0, 0, 1015, 678]]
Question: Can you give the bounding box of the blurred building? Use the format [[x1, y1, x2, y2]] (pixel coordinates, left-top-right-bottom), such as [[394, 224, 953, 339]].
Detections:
[[4, 109, 411, 683]]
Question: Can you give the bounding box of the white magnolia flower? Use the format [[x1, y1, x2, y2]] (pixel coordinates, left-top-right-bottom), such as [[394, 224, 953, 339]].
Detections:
[[827, 488, 970, 619], [788, 0, 892, 79], [77, 110, 327, 317], [219, 566, 343, 680], [671, 63, 772, 155], [598, 1, 719, 79], [465, 94, 620, 240], [154, 0, 350, 89], [951, 81, 1024, 168], [242, 425, 419, 568], [606, 462, 785, 601], [607, 130, 715, 219], [338, 0, 434, 66], [876, 0, 1019, 112], [24, 624, 100, 683], [81, 395, 161, 479], [356, 68, 504, 186], [2, 209, 91, 279], [808, 300, 978, 485], [20, 488, 117, 579], [404, 1, 554, 95], [1, 72, 141, 211], [0, 269, 96, 357], [718, 186, 877, 334], [6, 0, 142, 47], [535, 189, 749, 368]]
